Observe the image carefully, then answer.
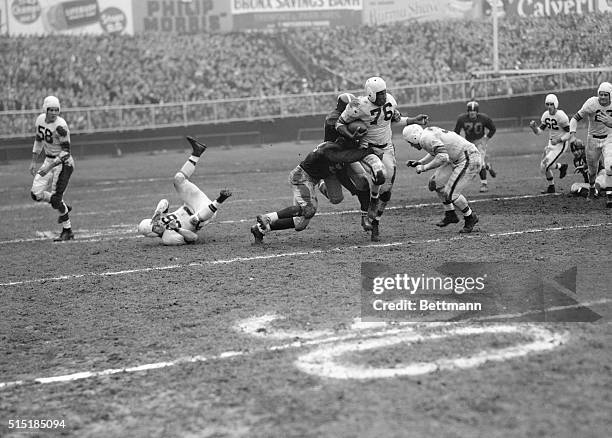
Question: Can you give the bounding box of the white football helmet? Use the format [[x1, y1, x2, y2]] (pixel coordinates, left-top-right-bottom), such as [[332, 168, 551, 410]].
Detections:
[[544, 93, 558, 109], [138, 219, 159, 237], [42, 95, 60, 113], [597, 81, 612, 95], [365, 77, 387, 105], [402, 124, 424, 146]]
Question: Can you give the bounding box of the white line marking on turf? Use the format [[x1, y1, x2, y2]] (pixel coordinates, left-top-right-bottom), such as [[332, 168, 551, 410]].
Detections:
[[294, 325, 568, 379], [1, 222, 611, 287]]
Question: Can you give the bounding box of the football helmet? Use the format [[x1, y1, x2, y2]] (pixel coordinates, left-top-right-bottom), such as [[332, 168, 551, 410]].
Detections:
[[43, 95, 61, 113], [138, 218, 160, 237], [544, 93, 558, 109], [402, 124, 424, 146], [335, 92, 355, 112], [365, 77, 387, 106], [467, 101, 479, 112], [597, 81, 612, 95]]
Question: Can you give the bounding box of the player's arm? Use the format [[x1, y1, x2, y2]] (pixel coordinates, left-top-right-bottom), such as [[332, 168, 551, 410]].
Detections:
[[399, 114, 429, 126], [529, 119, 546, 135], [30, 125, 45, 175], [39, 125, 72, 176], [322, 142, 381, 163], [484, 116, 496, 139], [165, 219, 198, 243], [407, 153, 435, 168], [415, 144, 449, 173], [453, 118, 462, 135]]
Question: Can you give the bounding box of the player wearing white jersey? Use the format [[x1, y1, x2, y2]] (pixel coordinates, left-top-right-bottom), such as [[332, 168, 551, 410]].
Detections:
[[336, 76, 428, 241], [29, 96, 75, 241], [403, 125, 481, 233], [567, 82, 612, 206], [529, 94, 570, 194], [137, 137, 232, 245]]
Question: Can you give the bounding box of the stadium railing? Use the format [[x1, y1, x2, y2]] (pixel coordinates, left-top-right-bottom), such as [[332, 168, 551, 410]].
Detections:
[[0, 71, 603, 139]]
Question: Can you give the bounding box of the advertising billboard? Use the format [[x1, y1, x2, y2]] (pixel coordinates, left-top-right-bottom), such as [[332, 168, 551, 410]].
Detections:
[[7, 0, 133, 34], [363, 0, 483, 25], [231, 0, 363, 29], [131, 0, 232, 33], [485, 0, 612, 17]]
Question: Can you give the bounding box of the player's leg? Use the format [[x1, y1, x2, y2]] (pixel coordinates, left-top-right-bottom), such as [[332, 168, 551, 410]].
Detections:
[[444, 154, 481, 233], [602, 140, 612, 207], [475, 139, 488, 192], [319, 174, 344, 205], [251, 167, 317, 243], [50, 159, 75, 241], [345, 162, 371, 231], [360, 153, 386, 220], [370, 150, 396, 242], [585, 138, 602, 199], [429, 166, 458, 226]]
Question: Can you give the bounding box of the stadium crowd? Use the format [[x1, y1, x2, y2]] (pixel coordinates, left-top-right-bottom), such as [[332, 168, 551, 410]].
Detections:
[[1, 13, 609, 113]]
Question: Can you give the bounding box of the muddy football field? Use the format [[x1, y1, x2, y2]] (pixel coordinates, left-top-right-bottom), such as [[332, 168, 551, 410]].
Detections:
[[1, 130, 611, 437]]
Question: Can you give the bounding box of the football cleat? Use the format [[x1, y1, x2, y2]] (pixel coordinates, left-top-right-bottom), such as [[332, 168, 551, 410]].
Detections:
[[256, 214, 271, 232], [487, 165, 497, 178], [606, 194, 612, 208], [587, 187, 597, 200], [361, 214, 372, 231], [541, 185, 555, 194], [217, 189, 232, 203], [479, 184, 489, 193], [57, 204, 72, 223], [435, 210, 460, 227], [54, 228, 74, 241], [559, 163, 568, 179], [250, 224, 264, 244], [186, 136, 207, 157], [371, 219, 380, 242], [459, 213, 479, 234]]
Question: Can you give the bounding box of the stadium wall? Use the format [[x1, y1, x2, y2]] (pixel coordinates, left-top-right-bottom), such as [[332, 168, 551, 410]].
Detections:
[[0, 89, 594, 161]]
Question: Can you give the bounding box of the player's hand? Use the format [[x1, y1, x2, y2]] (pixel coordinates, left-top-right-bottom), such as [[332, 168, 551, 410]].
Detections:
[[415, 165, 424, 174], [414, 114, 429, 126], [58, 151, 71, 163], [406, 160, 420, 168], [56, 125, 68, 137], [167, 219, 179, 231], [37, 164, 51, 177], [529, 120, 537, 129], [353, 129, 366, 140], [29, 161, 37, 176], [189, 215, 201, 227]]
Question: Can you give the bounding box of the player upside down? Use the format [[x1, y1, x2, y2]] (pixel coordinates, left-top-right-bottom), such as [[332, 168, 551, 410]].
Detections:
[[137, 136, 232, 245], [250, 140, 384, 244]]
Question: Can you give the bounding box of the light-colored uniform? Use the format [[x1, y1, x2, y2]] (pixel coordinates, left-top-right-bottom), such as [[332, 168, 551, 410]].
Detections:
[[31, 114, 74, 198], [539, 109, 570, 172], [154, 179, 216, 245], [573, 96, 612, 185], [337, 94, 402, 192], [420, 127, 482, 200]]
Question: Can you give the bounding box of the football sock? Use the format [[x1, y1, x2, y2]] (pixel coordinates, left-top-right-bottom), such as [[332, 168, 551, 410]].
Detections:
[[268, 217, 293, 230], [275, 206, 301, 219], [452, 194, 469, 213], [266, 212, 279, 224], [62, 220, 71, 230], [479, 169, 487, 181], [357, 190, 370, 211], [180, 159, 197, 178]]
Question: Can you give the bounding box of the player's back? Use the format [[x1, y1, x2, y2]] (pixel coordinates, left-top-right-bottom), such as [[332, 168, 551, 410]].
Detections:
[[540, 109, 570, 142], [422, 127, 477, 163], [577, 96, 612, 137], [35, 114, 70, 156]]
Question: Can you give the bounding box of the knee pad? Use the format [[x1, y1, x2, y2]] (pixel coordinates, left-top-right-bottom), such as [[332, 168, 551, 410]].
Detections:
[[294, 216, 310, 232], [300, 204, 316, 219], [373, 170, 386, 185], [379, 191, 392, 203], [50, 193, 63, 209], [31, 191, 41, 202], [174, 172, 186, 185], [428, 177, 437, 192]]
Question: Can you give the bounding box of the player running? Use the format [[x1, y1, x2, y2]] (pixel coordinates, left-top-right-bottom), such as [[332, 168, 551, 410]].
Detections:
[[403, 125, 481, 233], [137, 137, 232, 245], [29, 95, 75, 241], [335, 76, 428, 241], [567, 82, 612, 206], [454, 101, 496, 192], [528, 94, 570, 194]]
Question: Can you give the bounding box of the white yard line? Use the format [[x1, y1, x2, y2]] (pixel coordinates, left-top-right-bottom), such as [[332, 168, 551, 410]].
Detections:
[[1, 222, 610, 287]]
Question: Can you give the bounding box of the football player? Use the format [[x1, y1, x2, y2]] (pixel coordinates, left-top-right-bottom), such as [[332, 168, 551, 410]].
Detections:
[[335, 76, 428, 241], [250, 141, 384, 244], [570, 138, 589, 184], [567, 82, 612, 206], [403, 125, 481, 233], [528, 94, 570, 194], [137, 137, 232, 245], [29, 96, 75, 241], [320, 92, 372, 231], [454, 101, 497, 192]]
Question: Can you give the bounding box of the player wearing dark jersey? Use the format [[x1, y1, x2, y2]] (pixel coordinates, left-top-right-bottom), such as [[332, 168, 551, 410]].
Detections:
[[250, 141, 383, 244], [454, 101, 497, 192]]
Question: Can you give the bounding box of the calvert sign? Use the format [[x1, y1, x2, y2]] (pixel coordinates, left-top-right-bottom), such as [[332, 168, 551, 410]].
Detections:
[[231, 0, 363, 14], [502, 0, 612, 16]]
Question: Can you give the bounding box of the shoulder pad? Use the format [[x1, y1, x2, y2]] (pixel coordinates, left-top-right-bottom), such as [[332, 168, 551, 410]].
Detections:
[[386, 94, 398, 106]]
